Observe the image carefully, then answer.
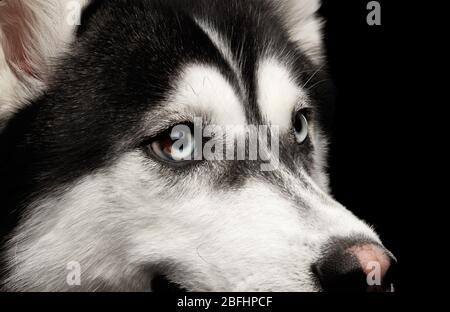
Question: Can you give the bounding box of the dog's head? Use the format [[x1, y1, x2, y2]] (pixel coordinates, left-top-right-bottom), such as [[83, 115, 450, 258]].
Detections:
[[0, 0, 395, 291]]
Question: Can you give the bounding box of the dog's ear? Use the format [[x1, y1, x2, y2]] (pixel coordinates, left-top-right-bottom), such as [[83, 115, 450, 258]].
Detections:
[[0, 0, 86, 128], [272, 0, 324, 64]]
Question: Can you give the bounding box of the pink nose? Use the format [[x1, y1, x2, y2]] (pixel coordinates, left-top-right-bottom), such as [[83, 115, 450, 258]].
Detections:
[[313, 238, 397, 292], [348, 244, 392, 279]]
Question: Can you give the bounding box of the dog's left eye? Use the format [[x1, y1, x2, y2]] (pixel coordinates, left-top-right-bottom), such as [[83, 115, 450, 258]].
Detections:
[[146, 124, 195, 163], [294, 111, 309, 144]]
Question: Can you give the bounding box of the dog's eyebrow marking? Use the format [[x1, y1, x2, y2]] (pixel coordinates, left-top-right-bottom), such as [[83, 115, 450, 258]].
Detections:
[[168, 64, 246, 126], [193, 18, 246, 98], [257, 59, 307, 130]]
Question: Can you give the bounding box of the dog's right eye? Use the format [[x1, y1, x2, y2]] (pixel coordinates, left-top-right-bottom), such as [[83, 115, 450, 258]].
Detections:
[[145, 124, 195, 163]]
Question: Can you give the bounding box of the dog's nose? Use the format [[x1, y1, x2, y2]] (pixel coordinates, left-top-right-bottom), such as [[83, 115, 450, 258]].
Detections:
[[312, 238, 397, 292]]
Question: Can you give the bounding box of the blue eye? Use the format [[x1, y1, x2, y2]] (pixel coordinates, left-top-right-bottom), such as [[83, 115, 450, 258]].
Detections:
[[294, 111, 309, 144], [149, 125, 195, 162]]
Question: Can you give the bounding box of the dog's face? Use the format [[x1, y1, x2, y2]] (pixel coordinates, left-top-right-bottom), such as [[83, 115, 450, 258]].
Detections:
[[0, 0, 395, 291]]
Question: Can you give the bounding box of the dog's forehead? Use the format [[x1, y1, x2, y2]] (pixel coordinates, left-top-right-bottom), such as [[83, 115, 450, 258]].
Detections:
[[159, 17, 310, 130], [71, 0, 317, 130]]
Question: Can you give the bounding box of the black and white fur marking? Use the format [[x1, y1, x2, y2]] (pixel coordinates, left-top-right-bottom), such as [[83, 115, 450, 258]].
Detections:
[[1, 0, 386, 291]]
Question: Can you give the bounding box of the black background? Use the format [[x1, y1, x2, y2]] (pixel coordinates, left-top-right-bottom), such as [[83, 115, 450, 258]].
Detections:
[[321, 0, 406, 291]]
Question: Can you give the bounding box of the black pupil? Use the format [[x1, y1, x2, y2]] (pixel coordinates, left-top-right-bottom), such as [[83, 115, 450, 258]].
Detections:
[[294, 113, 304, 133]]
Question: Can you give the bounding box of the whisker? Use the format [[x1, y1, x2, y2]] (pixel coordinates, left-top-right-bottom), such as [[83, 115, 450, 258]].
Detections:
[[306, 79, 329, 92], [302, 65, 325, 90]]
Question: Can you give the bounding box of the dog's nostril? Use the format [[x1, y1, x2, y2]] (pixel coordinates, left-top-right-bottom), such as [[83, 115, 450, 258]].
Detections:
[[313, 238, 397, 292], [151, 274, 186, 292]]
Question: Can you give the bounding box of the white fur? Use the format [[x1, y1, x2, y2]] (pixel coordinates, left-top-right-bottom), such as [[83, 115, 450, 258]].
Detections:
[[257, 58, 308, 130], [273, 0, 324, 64], [167, 64, 246, 127], [0, 38, 41, 125], [4, 151, 379, 291]]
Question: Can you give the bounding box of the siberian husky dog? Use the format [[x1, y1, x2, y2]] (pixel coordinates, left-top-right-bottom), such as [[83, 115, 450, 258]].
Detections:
[[0, 0, 396, 291]]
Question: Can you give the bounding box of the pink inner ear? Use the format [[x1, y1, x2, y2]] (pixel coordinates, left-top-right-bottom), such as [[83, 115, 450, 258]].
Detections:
[[0, 1, 41, 79]]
